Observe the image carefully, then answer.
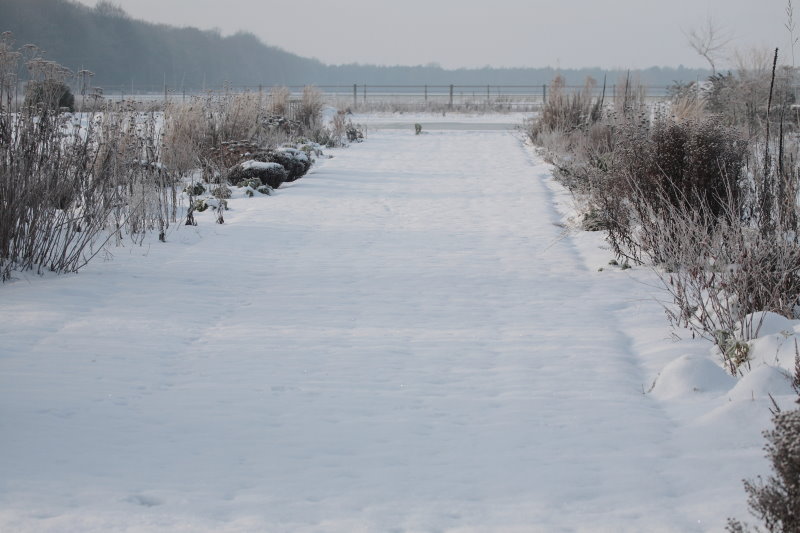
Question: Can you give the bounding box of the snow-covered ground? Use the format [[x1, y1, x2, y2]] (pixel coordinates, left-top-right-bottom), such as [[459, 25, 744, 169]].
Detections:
[[0, 115, 797, 532]]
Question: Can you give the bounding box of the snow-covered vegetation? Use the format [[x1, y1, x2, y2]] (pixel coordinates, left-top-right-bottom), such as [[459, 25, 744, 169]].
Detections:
[[0, 109, 796, 530], [529, 58, 800, 374], [527, 47, 800, 532], [0, 33, 364, 280], [3, 16, 800, 533]]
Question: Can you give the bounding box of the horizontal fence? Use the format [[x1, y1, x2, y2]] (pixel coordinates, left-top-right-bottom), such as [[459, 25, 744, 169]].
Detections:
[[52, 83, 679, 111], [11, 81, 723, 112]]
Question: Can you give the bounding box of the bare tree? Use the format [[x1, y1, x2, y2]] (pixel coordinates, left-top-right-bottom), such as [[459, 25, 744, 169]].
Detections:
[[684, 16, 732, 75]]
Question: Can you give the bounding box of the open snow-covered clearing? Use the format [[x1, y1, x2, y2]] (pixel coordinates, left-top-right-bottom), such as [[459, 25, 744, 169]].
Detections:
[[0, 117, 796, 531]]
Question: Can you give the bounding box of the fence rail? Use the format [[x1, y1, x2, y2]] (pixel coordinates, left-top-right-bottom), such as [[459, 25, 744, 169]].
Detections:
[[12, 81, 704, 111], [51, 83, 681, 110]]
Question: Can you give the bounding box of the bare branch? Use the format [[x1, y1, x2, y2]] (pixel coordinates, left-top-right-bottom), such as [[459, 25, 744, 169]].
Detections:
[[684, 16, 732, 75]]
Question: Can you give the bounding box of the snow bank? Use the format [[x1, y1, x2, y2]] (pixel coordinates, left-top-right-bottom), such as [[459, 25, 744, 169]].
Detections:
[[749, 310, 799, 337], [728, 365, 795, 402], [651, 354, 737, 400]]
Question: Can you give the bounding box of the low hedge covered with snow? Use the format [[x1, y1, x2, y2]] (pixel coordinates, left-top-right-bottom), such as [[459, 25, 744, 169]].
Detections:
[[272, 147, 311, 182], [228, 160, 288, 189], [226, 146, 315, 188]]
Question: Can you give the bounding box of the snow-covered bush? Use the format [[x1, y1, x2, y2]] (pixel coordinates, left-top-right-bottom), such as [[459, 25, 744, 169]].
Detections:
[[654, 205, 800, 374], [269, 148, 310, 181], [163, 88, 327, 186], [204, 198, 228, 211], [328, 110, 348, 144], [236, 177, 262, 189], [227, 160, 288, 189], [327, 110, 364, 146], [211, 186, 232, 199], [0, 50, 339, 280], [184, 182, 206, 196], [347, 123, 365, 143], [299, 142, 324, 159]]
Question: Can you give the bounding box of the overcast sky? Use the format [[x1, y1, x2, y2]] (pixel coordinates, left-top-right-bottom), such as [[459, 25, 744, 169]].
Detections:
[[74, 0, 789, 70]]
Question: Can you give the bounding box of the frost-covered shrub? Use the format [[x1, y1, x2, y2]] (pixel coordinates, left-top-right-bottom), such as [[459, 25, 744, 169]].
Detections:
[[297, 85, 324, 130], [529, 66, 800, 377], [640, 116, 744, 218], [347, 123, 365, 143], [243, 183, 272, 197], [311, 128, 334, 147], [163, 93, 277, 181], [24, 79, 75, 112], [204, 198, 228, 211], [529, 76, 604, 144], [1, 35, 185, 279], [581, 208, 607, 232], [268, 148, 310, 182], [227, 160, 287, 189], [236, 177, 262, 189], [706, 63, 796, 133], [268, 86, 291, 116], [211, 186, 231, 199], [328, 110, 365, 146], [218, 141, 317, 188], [593, 114, 744, 265], [199, 197, 228, 224], [298, 142, 324, 159], [728, 408, 800, 532], [263, 115, 302, 137], [615, 116, 742, 208], [184, 182, 206, 196], [623, 184, 800, 374], [192, 198, 209, 213]]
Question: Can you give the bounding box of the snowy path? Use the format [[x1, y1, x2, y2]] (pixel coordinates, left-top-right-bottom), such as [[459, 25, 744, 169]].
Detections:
[[0, 124, 769, 531]]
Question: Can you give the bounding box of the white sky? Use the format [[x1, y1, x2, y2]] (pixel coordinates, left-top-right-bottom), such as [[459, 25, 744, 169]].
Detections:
[[74, 0, 789, 69]]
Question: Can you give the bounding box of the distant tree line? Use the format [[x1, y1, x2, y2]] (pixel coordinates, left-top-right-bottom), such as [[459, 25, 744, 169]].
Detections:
[[0, 0, 711, 92]]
